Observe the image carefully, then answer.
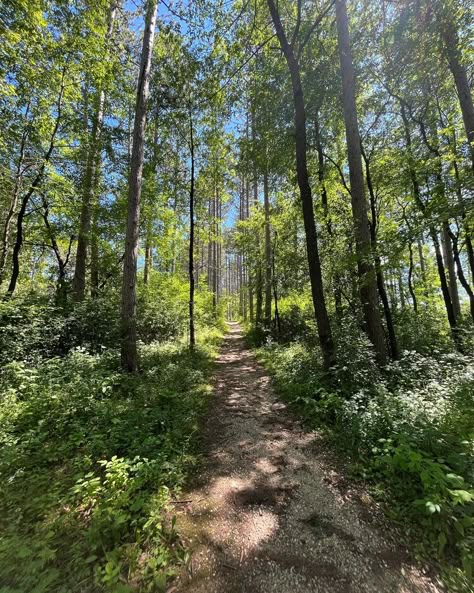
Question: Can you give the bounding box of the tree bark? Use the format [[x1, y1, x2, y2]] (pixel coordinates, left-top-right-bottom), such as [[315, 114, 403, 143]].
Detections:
[[268, 0, 335, 370], [72, 1, 118, 301], [408, 242, 418, 313], [0, 104, 30, 285], [314, 115, 342, 318], [401, 104, 463, 344], [120, 0, 157, 372], [335, 0, 387, 363], [441, 222, 461, 319], [188, 107, 196, 349], [272, 231, 281, 334], [448, 228, 474, 322], [363, 147, 399, 359], [7, 77, 65, 297], [438, 13, 474, 169], [254, 174, 263, 327], [40, 194, 73, 306], [90, 198, 100, 296], [143, 226, 152, 285], [263, 165, 272, 326]]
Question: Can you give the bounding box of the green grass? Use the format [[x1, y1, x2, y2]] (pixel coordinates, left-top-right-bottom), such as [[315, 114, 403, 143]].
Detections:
[[0, 327, 222, 593]]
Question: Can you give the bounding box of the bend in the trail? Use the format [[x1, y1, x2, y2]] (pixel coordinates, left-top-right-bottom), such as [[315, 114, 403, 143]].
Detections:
[[174, 322, 442, 593]]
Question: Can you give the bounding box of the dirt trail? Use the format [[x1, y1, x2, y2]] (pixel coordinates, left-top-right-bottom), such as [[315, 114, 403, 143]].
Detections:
[[174, 323, 442, 593]]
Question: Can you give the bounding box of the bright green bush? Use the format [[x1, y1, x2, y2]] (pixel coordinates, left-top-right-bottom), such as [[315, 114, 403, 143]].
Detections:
[[0, 275, 221, 365]]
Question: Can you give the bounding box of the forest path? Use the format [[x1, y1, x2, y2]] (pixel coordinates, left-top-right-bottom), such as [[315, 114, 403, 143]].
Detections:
[[174, 322, 441, 593]]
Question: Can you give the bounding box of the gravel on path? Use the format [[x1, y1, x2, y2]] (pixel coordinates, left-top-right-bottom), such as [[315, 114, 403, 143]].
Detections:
[[173, 322, 444, 593]]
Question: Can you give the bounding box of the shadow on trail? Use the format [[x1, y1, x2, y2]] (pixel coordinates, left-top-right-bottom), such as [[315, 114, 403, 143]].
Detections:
[[175, 323, 442, 593]]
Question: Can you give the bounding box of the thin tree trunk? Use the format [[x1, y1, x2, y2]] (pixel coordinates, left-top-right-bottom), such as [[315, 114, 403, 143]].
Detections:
[[268, 0, 335, 370], [40, 194, 73, 306], [441, 222, 461, 319], [254, 173, 263, 327], [245, 176, 254, 322], [72, 1, 118, 301], [251, 108, 263, 328], [143, 227, 152, 284], [90, 197, 100, 296], [0, 104, 30, 285], [7, 77, 65, 297], [433, 230, 459, 338], [213, 191, 218, 311], [217, 193, 222, 302], [448, 228, 474, 322], [400, 104, 460, 346], [188, 107, 196, 349], [263, 165, 272, 326], [120, 0, 157, 371], [315, 115, 342, 318], [272, 232, 281, 334], [439, 15, 474, 169], [398, 274, 406, 309], [451, 134, 474, 283], [418, 239, 427, 286], [408, 243, 418, 313], [363, 147, 399, 359], [208, 195, 212, 293], [418, 112, 462, 322], [335, 0, 386, 363]]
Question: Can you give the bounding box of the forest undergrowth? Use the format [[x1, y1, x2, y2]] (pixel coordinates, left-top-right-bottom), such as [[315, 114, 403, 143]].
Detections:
[[0, 283, 223, 593], [250, 306, 474, 593], [2, 0, 474, 591]]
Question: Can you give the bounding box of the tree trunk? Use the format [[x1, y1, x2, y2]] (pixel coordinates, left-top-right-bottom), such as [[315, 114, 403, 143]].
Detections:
[[439, 15, 474, 169], [263, 166, 272, 326], [314, 115, 342, 318], [363, 147, 399, 359], [400, 104, 460, 345], [268, 0, 335, 370], [433, 230, 460, 339], [7, 78, 65, 297], [408, 243, 418, 313], [418, 238, 427, 286], [0, 104, 30, 285], [188, 107, 196, 349], [120, 0, 157, 372], [90, 198, 100, 296], [451, 136, 474, 283], [143, 232, 152, 284], [441, 222, 461, 320], [41, 195, 73, 307], [448, 228, 474, 322], [213, 191, 218, 311], [251, 109, 263, 328], [398, 274, 406, 309], [272, 232, 281, 334], [254, 174, 263, 327], [72, 1, 118, 301], [217, 193, 222, 302], [335, 0, 386, 363]]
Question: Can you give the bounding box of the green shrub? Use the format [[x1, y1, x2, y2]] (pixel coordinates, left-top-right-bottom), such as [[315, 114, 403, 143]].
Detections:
[[0, 335, 218, 592], [0, 276, 222, 365], [256, 339, 474, 591]]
